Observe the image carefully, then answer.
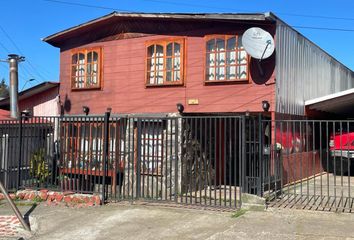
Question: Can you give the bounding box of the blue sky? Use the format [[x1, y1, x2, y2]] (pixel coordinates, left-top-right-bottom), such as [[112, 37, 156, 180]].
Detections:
[[0, 0, 354, 90]]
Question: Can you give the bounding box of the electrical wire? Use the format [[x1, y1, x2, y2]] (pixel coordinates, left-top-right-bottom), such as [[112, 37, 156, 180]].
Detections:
[[142, 0, 354, 21], [43, 0, 354, 32], [43, 0, 131, 12], [292, 25, 354, 32], [0, 41, 11, 54], [0, 25, 47, 81]]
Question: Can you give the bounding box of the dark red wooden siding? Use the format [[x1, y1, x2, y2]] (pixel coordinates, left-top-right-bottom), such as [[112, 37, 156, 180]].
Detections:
[[59, 33, 275, 115]]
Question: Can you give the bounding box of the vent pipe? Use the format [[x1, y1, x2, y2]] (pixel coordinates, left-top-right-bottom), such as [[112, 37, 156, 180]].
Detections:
[[7, 54, 24, 119]]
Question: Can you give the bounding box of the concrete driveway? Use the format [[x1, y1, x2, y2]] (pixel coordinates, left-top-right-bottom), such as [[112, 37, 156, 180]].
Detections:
[[1, 202, 354, 240]]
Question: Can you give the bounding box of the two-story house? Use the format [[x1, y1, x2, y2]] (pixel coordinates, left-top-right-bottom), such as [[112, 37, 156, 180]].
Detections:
[[41, 12, 354, 202], [43, 12, 353, 119]]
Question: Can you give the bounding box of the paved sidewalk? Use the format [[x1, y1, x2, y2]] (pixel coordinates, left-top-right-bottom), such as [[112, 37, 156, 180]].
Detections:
[[0, 216, 21, 238], [1, 201, 354, 239]]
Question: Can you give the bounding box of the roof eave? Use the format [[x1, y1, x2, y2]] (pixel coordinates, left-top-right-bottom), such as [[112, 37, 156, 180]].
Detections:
[[42, 12, 272, 46]]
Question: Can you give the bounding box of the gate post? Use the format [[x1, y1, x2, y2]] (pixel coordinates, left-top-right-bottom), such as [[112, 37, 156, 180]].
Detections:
[[136, 119, 142, 199], [17, 114, 23, 190], [241, 115, 246, 194], [258, 114, 264, 197], [102, 111, 111, 203]]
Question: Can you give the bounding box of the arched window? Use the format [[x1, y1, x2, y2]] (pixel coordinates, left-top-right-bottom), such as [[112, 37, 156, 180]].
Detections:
[[146, 39, 184, 86], [205, 35, 248, 82], [71, 48, 102, 89]]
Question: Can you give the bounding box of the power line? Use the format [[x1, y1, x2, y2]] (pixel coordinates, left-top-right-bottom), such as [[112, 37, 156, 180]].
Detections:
[[292, 25, 354, 32], [142, 0, 354, 21], [0, 26, 23, 55], [0, 24, 47, 81], [277, 13, 354, 21], [25, 62, 54, 79], [0, 41, 11, 54], [141, 0, 243, 12], [43, 0, 131, 12], [0, 62, 27, 81], [43, 0, 354, 32]]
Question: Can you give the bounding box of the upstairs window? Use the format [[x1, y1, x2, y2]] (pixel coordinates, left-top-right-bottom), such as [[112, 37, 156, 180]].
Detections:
[[71, 48, 102, 90], [205, 35, 248, 82], [146, 39, 184, 86]]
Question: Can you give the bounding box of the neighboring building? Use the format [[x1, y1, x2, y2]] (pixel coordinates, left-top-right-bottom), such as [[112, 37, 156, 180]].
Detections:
[[42, 12, 354, 119], [0, 81, 60, 117], [0, 82, 59, 189], [0, 109, 11, 120]]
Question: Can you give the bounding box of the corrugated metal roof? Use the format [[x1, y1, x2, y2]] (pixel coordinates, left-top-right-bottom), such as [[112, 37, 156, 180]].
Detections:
[[0, 82, 59, 107], [305, 88, 354, 115]]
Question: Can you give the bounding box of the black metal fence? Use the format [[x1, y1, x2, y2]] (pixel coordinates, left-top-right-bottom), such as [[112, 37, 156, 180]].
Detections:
[[259, 120, 354, 212], [0, 115, 246, 209], [1, 115, 353, 212], [0, 117, 58, 191]]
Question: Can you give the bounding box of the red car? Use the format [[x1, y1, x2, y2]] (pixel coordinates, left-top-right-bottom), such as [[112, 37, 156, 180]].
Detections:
[[329, 124, 354, 175]]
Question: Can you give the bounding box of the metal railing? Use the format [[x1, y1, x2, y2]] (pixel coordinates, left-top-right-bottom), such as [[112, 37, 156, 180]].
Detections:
[[262, 120, 354, 212], [0, 114, 246, 210], [1, 115, 353, 212]]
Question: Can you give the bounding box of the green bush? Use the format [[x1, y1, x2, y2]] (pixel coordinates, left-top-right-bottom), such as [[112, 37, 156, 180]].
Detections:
[[30, 148, 50, 184]]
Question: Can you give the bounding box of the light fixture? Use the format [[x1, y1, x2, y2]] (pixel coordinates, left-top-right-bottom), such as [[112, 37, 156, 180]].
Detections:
[[107, 107, 112, 113], [21, 109, 31, 121], [176, 103, 184, 114], [82, 106, 90, 115], [21, 78, 36, 91], [262, 100, 270, 112]]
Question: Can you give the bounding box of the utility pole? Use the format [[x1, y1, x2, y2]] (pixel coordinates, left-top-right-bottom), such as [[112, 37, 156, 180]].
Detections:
[[0, 54, 30, 232], [0, 54, 25, 119]]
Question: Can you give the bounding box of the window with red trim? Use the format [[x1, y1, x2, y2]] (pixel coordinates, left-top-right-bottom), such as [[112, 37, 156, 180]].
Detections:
[[140, 121, 164, 175]]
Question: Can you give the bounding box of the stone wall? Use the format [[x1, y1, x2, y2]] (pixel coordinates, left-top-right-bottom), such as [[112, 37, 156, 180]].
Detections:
[[120, 115, 182, 201], [0, 189, 101, 207]]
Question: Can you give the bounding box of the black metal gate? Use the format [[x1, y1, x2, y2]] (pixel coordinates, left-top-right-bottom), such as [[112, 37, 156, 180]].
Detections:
[[107, 116, 245, 209]]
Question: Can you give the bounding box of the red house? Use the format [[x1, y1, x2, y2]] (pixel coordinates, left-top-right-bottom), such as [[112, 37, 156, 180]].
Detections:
[[40, 12, 354, 203], [43, 12, 353, 119]]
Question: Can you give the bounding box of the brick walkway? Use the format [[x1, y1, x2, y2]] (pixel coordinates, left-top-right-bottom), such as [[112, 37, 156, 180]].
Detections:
[[0, 215, 22, 238]]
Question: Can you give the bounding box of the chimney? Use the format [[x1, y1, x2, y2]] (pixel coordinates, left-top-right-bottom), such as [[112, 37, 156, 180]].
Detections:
[[7, 54, 24, 119]]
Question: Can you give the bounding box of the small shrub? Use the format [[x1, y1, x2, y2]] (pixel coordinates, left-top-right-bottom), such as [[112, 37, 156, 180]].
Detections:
[[30, 148, 50, 184]]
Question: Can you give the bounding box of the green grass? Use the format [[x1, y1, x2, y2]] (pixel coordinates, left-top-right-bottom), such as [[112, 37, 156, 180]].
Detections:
[[0, 198, 41, 207], [231, 208, 248, 218], [13, 201, 37, 207]]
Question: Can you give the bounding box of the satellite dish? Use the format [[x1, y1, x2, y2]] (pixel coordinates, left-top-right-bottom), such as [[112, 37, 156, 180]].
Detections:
[[242, 27, 275, 60]]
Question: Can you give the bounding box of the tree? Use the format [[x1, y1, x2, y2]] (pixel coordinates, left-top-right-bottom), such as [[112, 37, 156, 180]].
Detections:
[[0, 78, 9, 98]]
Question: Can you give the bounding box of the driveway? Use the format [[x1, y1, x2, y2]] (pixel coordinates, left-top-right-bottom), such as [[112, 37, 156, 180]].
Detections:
[[1, 202, 354, 240]]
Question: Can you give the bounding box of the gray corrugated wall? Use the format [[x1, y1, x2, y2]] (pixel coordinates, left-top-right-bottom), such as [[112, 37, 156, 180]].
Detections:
[[275, 22, 354, 116]]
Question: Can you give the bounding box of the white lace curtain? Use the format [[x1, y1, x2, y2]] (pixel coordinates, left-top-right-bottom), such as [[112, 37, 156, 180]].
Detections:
[[147, 42, 181, 84], [72, 50, 99, 88], [206, 36, 248, 81]]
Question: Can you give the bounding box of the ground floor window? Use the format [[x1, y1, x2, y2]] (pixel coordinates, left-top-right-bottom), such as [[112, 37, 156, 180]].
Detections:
[[139, 120, 164, 176], [60, 120, 125, 172]]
